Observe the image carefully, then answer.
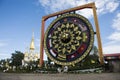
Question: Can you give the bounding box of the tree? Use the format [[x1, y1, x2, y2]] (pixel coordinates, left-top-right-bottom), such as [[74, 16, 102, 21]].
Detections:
[[81, 46, 100, 68], [93, 46, 98, 55], [0, 59, 7, 70], [69, 45, 100, 70], [11, 51, 24, 68]]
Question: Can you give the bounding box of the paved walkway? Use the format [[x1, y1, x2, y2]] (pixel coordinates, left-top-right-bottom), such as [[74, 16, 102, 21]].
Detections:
[[0, 72, 120, 80]]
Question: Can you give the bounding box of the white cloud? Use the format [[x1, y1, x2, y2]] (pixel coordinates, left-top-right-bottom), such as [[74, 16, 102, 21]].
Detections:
[[0, 43, 6, 47], [39, 0, 50, 7], [108, 12, 120, 42], [103, 12, 120, 54], [108, 32, 120, 41], [96, 0, 119, 13], [0, 42, 7, 47], [106, 1, 119, 12], [39, 0, 119, 18], [103, 45, 120, 53], [112, 12, 120, 31], [0, 53, 11, 59], [76, 9, 93, 19]]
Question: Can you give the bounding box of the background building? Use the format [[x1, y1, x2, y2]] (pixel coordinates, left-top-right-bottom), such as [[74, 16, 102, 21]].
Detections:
[[104, 53, 120, 72], [22, 32, 39, 67]]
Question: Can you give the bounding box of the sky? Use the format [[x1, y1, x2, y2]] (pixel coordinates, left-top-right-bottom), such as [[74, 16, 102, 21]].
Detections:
[[0, 0, 120, 60]]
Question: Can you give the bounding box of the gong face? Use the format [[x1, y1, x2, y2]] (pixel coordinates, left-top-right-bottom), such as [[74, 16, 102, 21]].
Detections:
[[44, 14, 94, 65]]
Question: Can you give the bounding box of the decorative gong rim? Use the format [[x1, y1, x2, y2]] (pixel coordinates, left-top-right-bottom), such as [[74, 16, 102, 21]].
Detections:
[[44, 13, 94, 65]]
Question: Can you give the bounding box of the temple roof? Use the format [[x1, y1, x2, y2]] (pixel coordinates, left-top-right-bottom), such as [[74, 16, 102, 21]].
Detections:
[[104, 53, 120, 57], [104, 53, 120, 60], [30, 32, 35, 50]]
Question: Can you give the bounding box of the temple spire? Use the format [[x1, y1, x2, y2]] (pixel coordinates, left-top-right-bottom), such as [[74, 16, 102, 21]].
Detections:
[[30, 32, 35, 50]]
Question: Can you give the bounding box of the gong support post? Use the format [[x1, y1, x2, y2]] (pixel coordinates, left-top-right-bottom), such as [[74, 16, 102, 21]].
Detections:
[[92, 4, 104, 65], [40, 18, 45, 67]]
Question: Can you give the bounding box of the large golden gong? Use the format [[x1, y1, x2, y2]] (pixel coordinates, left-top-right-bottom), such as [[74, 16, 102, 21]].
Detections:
[[44, 13, 94, 65]]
